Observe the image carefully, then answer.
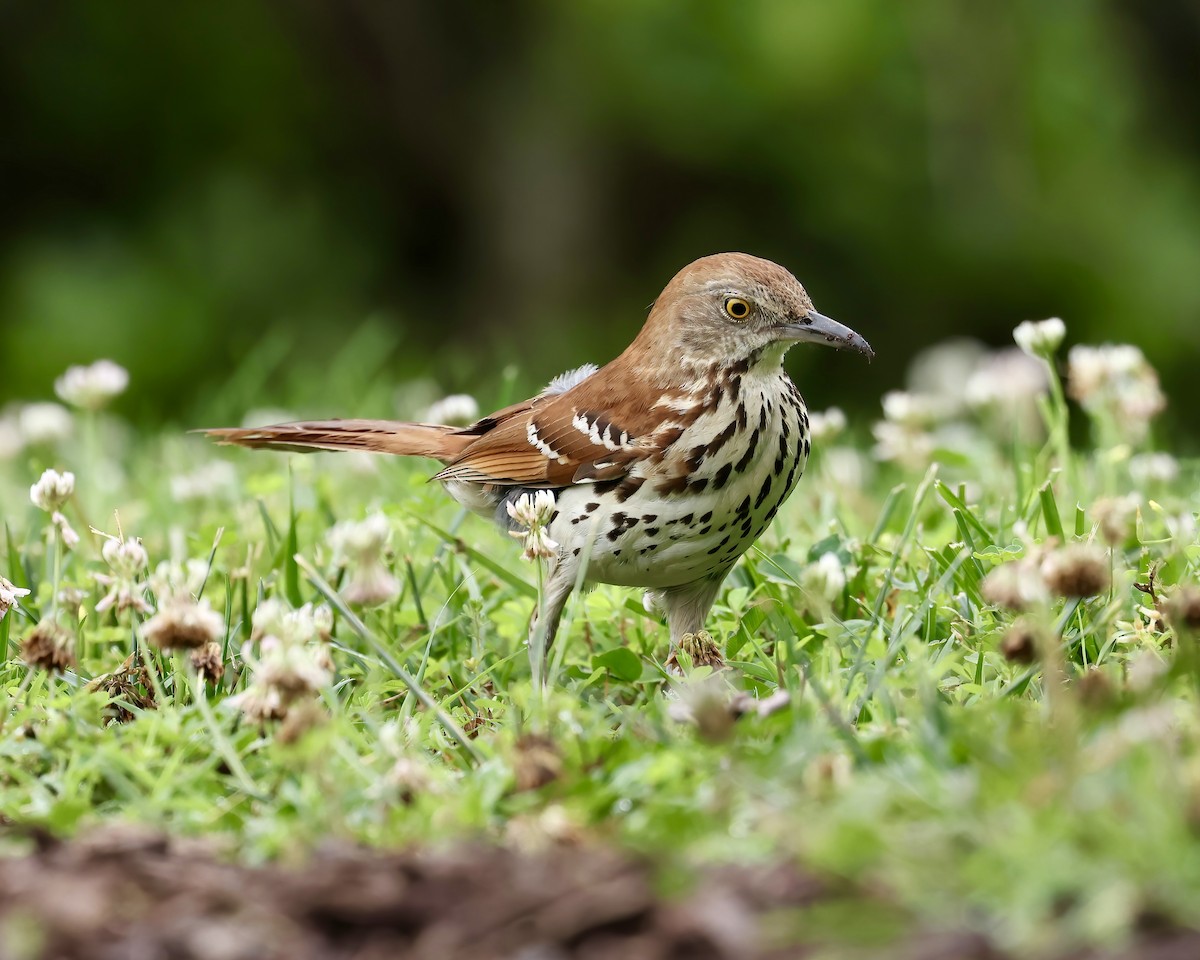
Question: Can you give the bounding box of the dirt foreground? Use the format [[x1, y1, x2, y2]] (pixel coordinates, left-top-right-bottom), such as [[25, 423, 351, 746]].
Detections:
[[0, 825, 1195, 960]]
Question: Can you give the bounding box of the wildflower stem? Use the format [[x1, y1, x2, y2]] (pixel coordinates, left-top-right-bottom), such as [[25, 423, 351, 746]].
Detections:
[[49, 526, 61, 621], [295, 554, 481, 766], [192, 668, 262, 798], [1041, 356, 1074, 494]]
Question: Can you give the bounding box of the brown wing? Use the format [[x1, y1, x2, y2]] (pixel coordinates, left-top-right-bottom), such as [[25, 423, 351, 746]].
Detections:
[[434, 362, 696, 488]]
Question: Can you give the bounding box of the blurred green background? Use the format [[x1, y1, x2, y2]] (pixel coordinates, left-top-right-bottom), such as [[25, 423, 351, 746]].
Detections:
[[3, 0, 1199, 433]]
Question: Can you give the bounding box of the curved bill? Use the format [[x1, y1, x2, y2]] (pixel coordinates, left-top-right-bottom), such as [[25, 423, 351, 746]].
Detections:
[[777, 310, 874, 360]]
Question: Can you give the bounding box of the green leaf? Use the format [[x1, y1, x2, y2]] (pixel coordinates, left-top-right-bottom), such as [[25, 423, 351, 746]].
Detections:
[[285, 483, 302, 607], [410, 515, 536, 598], [593, 647, 643, 682], [1038, 480, 1064, 540]]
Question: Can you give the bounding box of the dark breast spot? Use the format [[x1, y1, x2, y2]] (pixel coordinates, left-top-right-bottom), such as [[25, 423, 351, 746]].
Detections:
[[707, 535, 731, 555], [754, 475, 774, 510], [712, 463, 733, 490], [614, 476, 644, 502], [735, 428, 759, 472]]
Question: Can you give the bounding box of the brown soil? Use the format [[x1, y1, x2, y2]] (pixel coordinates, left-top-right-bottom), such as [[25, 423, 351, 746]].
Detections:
[[0, 824, 1195, 960]]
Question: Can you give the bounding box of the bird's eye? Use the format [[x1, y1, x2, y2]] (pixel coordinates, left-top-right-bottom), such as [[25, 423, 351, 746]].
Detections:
[[724, 297, 751, 320]]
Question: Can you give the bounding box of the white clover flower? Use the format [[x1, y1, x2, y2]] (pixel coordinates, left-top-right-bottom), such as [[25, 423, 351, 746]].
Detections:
[[803, 552, 847, 601], [225, 683, 288, 724], [102, 537, 148, 577], [54, 359, 129, 411], [423, 394, 480, 426], [327, 513, 400, 606], [506, 491, 559, 562], [905, 339, 986, 414], [52, 512, 80, 550], [870, 420, 934, 468], [231, 598, 336, 724], [0, 575, 31, 621], [821, 447, 872, 490], [255, 635, 333, 695], [30, 469, 75, 512], [1067, 344, 1165, 443], [1129, 452, 1179, 486], [94, 535, 151, 615], [1013, 317, 1066, 358], [142, 596, 225, 651], [169, 461, 238, 503], [1040, 543, 1110, 598], [964, 349, 1048, 409], [807, 407, 847, 442], [881, 391, 943, 428], [1090, 495, 1139, 547], [518, 526, 559, 562], [252, 598, 323, 647], [981, 549, 1050, 611], [0, 413, 22, 460], [327, 512, 392, 557], [148, 558, 209, 601], [506, 490, 556, 528], [18, 403, 73, 445]]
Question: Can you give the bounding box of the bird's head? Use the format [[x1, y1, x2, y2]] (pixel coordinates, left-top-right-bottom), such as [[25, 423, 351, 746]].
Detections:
[[638, 252, 873, 370]]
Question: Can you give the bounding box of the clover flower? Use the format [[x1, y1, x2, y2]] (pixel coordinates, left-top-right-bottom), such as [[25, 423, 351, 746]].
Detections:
[[1067, 344, 1165, 443], [981, 548, 1050, 611], [870, 420, 934, 468], [0, 575, 31, 621], [1013, 317, 1066, 358], [964, 349, 1048, 412], [423, 394, 480, 426], [148, 558, 209, 602], [142, 596, 225, 652], [228, 599, 335, 724], [803, 552, 847, 601], [21, 621, 75, 673], [54, 359, 129, 411], [18, 403, 73, 445], [906, 339, 986, 415], [94, 535, 152, 615], [169, 461, 238, 503], [506, 490, 559, 561], [327, 513, 401, 606], [1090, 495, 1138, 546], [1129, 452, 1179, 487], [30, 469, 75, 512], [807, 407, 847, 442], [1041, 544, 1111, 598], [190, 641, 225, 685], [881, 391, 943, 428]]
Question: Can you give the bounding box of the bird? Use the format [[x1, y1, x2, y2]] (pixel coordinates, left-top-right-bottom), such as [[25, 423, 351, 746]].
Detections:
[[204, 253, 873, 657]]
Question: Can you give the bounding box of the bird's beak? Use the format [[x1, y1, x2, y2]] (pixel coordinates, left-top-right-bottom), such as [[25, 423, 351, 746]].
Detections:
[[776, 310, 874, 360]]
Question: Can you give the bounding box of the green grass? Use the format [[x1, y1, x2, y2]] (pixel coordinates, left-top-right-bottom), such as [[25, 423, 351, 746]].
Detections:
[[2, 332, 1198, 953]]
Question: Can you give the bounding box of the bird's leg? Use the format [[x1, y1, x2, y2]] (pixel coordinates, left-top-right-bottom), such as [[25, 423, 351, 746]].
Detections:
[[656, 574, 727, 657], [527, 554, 581, 682]]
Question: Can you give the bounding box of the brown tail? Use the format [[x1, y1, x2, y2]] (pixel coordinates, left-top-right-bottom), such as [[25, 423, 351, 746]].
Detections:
[[200, 419, 472, 463]]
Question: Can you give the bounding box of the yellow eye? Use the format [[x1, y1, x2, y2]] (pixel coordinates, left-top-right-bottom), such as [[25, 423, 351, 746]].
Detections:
[[724, 297, 751, 320]]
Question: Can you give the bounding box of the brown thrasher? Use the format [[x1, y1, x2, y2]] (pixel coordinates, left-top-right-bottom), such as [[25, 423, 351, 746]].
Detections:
[[205, 253, 872, 654]]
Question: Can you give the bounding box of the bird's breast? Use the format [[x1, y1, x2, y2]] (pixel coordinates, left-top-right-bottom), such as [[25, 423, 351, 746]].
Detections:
[[553, 372, 810, 589]]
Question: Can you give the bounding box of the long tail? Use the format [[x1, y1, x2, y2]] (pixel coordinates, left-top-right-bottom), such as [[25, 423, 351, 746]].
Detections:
[[201, 419, 472, 463]]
